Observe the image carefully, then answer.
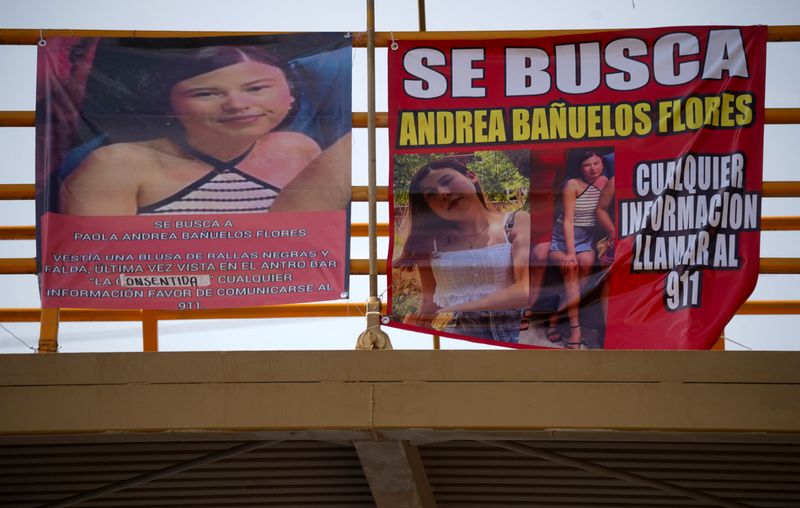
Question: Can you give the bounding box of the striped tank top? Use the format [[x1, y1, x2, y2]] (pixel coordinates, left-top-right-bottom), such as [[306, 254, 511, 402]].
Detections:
[[572, 183, 602, 227], [137, 140, 280, 215]]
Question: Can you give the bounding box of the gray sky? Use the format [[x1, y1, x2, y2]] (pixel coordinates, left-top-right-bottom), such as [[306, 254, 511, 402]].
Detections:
[[0, 0, 799, 352]]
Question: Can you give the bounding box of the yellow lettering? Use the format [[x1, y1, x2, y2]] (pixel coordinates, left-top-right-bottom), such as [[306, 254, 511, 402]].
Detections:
[[704, 95, 721, 125], [735, 94, 753, 126], [437, 111, 454, 144], [488, 109, 506, 142], [549, 104, 567, 139], [720, 93, 736, 127], [567, 105, 586, 139], [474, 110, 488, 143], [531, 108, 549, 140], [587, 105, 602, 138], [417, 112, 436, 145], [634, 102, 652, 135], [615, 103, 633, 137], [455, 111, 473, 144], [658, 100, 673, 133], [398, 112, 418, 146], [511, 108, 530, 141]]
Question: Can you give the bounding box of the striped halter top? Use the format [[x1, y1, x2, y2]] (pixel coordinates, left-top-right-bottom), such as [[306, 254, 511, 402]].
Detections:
[[137, 140, 280, 215], [572, 182, 602, 227]]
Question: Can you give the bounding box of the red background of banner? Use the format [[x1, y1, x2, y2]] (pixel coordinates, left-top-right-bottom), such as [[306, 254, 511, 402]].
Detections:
[[387, 26, 767, 349], [41, 211, 347, 310]]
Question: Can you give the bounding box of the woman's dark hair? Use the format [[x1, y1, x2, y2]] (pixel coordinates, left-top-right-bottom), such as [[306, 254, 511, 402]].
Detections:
[[165, 46, 283, 87], [157, 45, 291, 114], [80, 43, 293, 143], [160, 45, 298, 137], [394, 158, 489, 268], [566, 148, 608, 180]]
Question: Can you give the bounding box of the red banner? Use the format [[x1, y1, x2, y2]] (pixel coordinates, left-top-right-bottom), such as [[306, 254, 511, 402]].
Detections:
[[36, 34, 352, 310], [387, 26, 766, 349]]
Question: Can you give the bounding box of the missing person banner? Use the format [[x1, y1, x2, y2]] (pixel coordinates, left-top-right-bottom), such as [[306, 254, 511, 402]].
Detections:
[[387, 26, 766, 349], [36, 33, 352, 310]]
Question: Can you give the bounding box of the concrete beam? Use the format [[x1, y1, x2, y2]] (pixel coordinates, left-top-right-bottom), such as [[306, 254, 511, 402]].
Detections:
[[354, 440, 436, 508], [0, 351, 799, 434]]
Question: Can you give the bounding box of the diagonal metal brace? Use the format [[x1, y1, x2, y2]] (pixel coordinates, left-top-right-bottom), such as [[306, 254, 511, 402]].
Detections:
[[482, 440, 754, 508], [40, 440, 282, 508]]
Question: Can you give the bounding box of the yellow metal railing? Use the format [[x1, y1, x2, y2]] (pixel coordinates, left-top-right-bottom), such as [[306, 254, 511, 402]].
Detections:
[[1, 26, 799, 352], [0, 25, 798, 44]]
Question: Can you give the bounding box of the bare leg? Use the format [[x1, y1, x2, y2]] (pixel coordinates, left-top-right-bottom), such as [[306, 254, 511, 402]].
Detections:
[[568, 251, 596, 347], [529, 242, 550, 307], [577, 250, 595, 292], [550, 250, 581, 347]]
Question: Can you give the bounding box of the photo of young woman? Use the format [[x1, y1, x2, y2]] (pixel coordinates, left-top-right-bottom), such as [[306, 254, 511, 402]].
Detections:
[[391, 154, 531, 344], [40, 34, 351, 216], [546, 148, 612, 349]]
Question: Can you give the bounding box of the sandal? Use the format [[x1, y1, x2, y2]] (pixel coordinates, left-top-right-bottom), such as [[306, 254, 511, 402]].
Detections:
[[546, 325, 562, 342], [519, 309, 536, 331], [564, 325, 583, 349]]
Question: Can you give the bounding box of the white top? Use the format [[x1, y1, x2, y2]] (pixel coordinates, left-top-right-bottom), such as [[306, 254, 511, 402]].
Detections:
[[430, 215, 515, 308]]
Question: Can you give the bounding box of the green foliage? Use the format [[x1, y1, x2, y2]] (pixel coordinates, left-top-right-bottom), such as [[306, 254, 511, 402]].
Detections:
[[392, 153, 438, 207], [392, 151, 528, 207], [467, 151, 527, 205]]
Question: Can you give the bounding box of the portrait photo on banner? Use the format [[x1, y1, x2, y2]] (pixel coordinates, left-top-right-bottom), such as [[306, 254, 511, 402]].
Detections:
[[390, 148, 614, 350], [35, 33, 353, 310]]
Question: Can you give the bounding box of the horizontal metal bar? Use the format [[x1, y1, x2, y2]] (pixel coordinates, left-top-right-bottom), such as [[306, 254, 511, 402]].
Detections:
[[761, 216, 800, 231], [735, 300, 800, 315], [0, 183, 34, 200], [0, 226, 33, 240], [0, 302, 375, 322], [0, 184, 389, 201], [351, 186, 389, 201], [765, 108, 800, 124], [374, 26, 800, 44], [352, 111, 388, 128], [762, 181, 800, 197], [0, 257, 797, 275], [1, 183, 798, 201], [0, 299, 794, 323], [3, 217, 798, 241], [0, 111, 32, 126], [758, 257, 800, 274], [0, 257, 386, 274], [0, 111, 389, 128], [4, 109, 800, 127], [1, 27, 799, 45], [0, 224, 391, 241]]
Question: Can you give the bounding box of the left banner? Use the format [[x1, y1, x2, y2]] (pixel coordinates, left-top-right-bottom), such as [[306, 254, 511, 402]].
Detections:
[[35, 34, 352, 310]]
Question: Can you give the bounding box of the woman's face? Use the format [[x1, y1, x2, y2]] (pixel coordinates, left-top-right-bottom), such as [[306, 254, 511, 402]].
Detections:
[[580, 154, 604, 182], [169, 60, 293, 141], [418, 167, 482, 222]]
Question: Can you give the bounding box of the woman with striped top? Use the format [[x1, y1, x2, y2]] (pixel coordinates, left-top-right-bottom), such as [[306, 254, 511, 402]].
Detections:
[[547, 150, 609, 349], [59, 45, 323, 216]]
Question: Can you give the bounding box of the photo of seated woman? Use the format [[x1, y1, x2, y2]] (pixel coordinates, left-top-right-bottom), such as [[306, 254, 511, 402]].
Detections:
[[391, 151, 531, 345], [46, 34, 351, 216], [543, 147, 614, 350]]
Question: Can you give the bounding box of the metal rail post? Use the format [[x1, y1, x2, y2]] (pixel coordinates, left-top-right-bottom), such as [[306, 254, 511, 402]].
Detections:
[[356, 0, 392, 349]]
